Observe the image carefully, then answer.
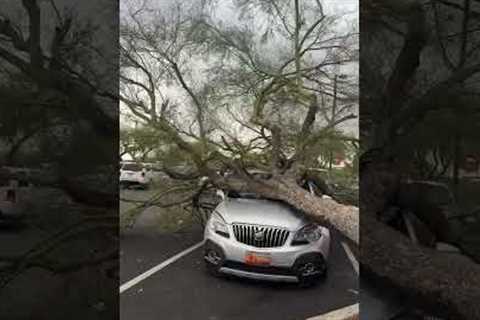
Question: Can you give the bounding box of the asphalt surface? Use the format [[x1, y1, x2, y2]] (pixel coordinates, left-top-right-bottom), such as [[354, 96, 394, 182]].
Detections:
[[0, 224, 45, 259], [120, 202, 358, 320]]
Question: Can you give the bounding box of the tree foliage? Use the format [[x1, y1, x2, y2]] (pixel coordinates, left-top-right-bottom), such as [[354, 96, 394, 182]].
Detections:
[[120, 0, 358, 176]]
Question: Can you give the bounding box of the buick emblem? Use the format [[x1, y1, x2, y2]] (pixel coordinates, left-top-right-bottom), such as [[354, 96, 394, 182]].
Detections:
[[254, 230, 265, 241]]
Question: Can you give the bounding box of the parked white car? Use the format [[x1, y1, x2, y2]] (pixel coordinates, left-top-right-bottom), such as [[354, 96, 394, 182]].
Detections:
[[120, 163, 152, 189]]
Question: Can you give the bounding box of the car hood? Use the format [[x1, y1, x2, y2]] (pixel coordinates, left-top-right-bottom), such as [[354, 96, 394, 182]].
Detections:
[[215, 198, 308, 231]]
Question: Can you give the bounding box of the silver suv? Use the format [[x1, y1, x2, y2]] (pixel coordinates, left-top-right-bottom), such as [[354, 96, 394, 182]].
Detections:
[[204, 189, 331, 287]]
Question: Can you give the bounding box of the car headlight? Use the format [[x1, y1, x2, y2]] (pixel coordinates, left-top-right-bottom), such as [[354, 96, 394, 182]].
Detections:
[[292, 223, 322, 245], [209, 212, 229, 238]]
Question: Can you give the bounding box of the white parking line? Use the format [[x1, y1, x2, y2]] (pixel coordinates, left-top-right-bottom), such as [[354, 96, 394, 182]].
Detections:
[[306, 303, 359, 320], [341, 242, 359, 275], [120, 240, 205, 294]]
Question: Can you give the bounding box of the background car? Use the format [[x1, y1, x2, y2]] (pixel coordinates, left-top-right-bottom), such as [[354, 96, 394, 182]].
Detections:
[[120, 163, 153, 189]]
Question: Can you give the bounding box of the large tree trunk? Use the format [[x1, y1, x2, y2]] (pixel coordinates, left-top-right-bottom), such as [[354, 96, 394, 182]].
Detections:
[[360, 157, 480, 319], [362, 213, 480, 319]]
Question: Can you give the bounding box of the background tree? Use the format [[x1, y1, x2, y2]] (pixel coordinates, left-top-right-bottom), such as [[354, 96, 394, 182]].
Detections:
[[120, 126, 165, 161]]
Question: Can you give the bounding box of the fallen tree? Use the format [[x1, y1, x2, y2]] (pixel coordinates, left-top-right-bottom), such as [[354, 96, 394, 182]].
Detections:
[[210, 172, 359, 243], [131, 1, 480, 318], [119, 0, 478, 318]]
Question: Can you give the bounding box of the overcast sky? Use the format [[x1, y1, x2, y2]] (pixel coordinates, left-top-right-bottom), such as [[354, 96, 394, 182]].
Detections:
[[120, 0, 358, 137]]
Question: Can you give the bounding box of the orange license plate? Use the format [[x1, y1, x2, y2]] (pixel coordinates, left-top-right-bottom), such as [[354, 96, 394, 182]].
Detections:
[[244, 252, 272, 266]]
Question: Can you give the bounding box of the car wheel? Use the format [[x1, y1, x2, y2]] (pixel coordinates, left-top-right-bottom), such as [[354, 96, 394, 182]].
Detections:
[[204, 243, 224, 277], [294, 254, 327, 288]]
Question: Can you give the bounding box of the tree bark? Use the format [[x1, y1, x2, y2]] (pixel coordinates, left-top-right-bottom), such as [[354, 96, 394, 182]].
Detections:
[[360, 157, 480, 319], [362, 213, 480, 319]]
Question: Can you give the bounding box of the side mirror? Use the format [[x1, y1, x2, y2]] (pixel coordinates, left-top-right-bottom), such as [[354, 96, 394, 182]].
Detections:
[[216, 189, 225, 200]]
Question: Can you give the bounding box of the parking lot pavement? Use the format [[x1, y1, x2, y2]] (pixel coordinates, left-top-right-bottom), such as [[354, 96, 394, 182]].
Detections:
[[120, 228, 358, 320], [0, 224, 47, 257], [360, 279, 404, 319], [120, 226, 203, 283], [120, 188, 205, 283]]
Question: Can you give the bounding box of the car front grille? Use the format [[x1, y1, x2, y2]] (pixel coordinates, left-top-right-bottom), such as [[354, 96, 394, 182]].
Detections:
[[232, 224, 290, 248]]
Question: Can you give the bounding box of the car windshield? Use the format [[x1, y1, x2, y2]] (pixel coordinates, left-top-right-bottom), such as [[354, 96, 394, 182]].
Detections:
[[227, 191, 265, 199], [122, 164, 143, 172], [226, 190, 285, 201], [225, 190, 309, 218]]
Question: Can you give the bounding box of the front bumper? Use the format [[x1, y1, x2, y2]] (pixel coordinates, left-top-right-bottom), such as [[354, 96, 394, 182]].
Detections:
[[220, 266, 298, 283], [204, 224, 330, 282]]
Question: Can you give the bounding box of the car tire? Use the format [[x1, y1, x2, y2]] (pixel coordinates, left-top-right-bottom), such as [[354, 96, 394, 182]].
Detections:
[[204, 242, 224, 277], [294, 254, 327, 288]]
